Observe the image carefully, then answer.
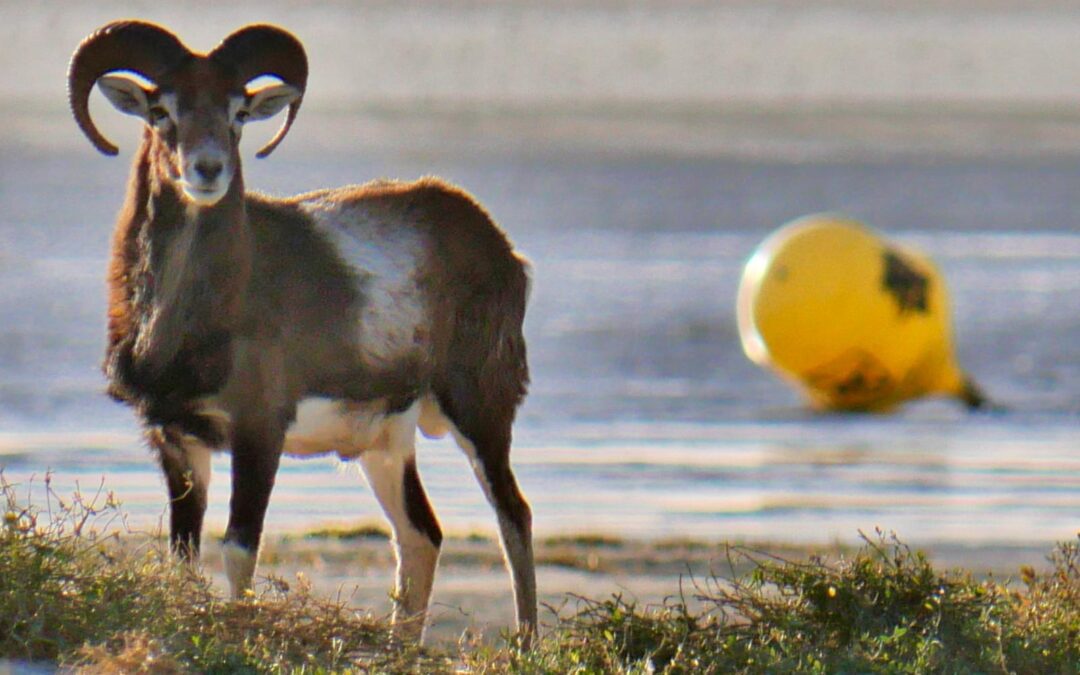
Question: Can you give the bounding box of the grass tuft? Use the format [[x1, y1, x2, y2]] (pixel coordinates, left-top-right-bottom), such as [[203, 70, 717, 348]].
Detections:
[[468, 531, 1080, 674]]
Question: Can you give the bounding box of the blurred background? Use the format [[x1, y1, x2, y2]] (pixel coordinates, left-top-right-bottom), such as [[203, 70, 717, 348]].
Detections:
[[0, 1, 1077, 549]]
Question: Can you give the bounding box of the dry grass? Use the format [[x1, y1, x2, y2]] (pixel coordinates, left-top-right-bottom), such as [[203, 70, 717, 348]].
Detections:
[[0, 472, 439, 673], [3, 473, 1077, 673]]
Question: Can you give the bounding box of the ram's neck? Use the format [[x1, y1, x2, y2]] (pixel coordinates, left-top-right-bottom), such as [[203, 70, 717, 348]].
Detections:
[[106, 130, 252, 399]]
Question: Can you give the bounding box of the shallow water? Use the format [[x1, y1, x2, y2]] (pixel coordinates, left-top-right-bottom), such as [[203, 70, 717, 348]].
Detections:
[[0, 140, 1076, 547]]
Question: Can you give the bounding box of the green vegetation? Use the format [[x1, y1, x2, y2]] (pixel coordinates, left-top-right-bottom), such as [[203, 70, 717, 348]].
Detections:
[[0, 475, 427, 673], [302, 523, 391, 541], [481, 535, 1080, 674], [542, 534, 625, 549], [2, 475, 1077, 673]]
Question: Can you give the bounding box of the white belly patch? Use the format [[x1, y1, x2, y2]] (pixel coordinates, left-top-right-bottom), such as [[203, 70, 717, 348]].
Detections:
[[282, 395, 451, 458]]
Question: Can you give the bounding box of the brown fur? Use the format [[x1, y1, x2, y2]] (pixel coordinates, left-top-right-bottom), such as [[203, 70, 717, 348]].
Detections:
[[107, 157, 530, 445], [83, 23, 535, 641]]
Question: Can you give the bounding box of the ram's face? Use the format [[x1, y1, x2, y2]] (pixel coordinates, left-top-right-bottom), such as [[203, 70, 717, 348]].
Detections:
[[68, 21, 308, 206], [97, 62, 299, 206]]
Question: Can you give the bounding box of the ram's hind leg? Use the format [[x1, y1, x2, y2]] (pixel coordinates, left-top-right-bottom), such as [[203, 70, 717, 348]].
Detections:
[[449, 419, 536, 641], [151, 427, 212, 560], [434, 384, 536, 641], [432, 278, 536, 642], [358, 403, 442, 643]]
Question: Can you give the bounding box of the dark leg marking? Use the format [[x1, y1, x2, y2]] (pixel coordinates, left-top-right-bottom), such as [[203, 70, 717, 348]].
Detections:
[[223, 433, 282, 554], [403, 458, 443, 548]]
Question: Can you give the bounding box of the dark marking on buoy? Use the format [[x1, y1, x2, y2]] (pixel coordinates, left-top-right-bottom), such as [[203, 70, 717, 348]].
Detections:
[[882, 249, 929, 314], [804, 349, 894, 410]]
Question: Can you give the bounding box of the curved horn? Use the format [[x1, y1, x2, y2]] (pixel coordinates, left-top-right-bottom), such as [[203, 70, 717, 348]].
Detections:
[[68, 20, 192, 155], [211, 25, 308, 158]]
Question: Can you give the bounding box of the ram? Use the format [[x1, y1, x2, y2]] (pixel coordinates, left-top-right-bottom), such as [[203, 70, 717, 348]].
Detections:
[[68, 20, 536, 642]]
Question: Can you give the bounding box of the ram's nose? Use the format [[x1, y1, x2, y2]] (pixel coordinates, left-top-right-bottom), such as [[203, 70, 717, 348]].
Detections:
[[181, 148, 232, 205], [194, 159, 224, 182]]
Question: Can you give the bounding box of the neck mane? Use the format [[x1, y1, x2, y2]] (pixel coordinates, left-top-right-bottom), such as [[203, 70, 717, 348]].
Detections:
[[105, 129, 251, 409]]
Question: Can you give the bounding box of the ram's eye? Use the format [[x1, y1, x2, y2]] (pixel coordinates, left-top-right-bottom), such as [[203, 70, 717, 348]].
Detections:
[[234, 110, 250, 124], [148, 107, 170, 123]]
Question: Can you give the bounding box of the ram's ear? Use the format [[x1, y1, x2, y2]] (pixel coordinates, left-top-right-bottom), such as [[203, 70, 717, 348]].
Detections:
[[243, 84, 301, 121], [97, 75, 153, 118]]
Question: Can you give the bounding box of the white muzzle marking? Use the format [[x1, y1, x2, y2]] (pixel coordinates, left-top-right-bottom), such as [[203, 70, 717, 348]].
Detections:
[[180, 145, 232, 205]]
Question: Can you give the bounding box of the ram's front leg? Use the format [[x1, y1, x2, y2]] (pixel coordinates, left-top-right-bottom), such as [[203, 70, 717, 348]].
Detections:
[[152, 427, 212, 560], [222, 425, 284, 597]]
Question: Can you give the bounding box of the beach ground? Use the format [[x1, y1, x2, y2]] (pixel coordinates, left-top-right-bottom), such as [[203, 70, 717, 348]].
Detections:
[[187, 530, 1058, 645], [2, 0, 1078, 657]]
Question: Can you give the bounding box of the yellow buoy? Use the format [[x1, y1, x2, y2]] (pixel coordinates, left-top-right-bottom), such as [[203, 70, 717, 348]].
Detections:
[[736, 214, 985, 412]]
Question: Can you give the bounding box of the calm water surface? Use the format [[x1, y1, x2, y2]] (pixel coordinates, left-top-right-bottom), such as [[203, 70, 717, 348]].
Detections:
[[0, 146, 1077, 546]]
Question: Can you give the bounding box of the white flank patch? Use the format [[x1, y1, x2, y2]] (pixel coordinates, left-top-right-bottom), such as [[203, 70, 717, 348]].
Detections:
[[299, 194, 429, 368]]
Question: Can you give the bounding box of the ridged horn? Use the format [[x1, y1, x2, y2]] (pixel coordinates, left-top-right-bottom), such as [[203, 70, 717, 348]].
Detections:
[[211, 24, 308, 158], [68, 20, 192, 155]]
